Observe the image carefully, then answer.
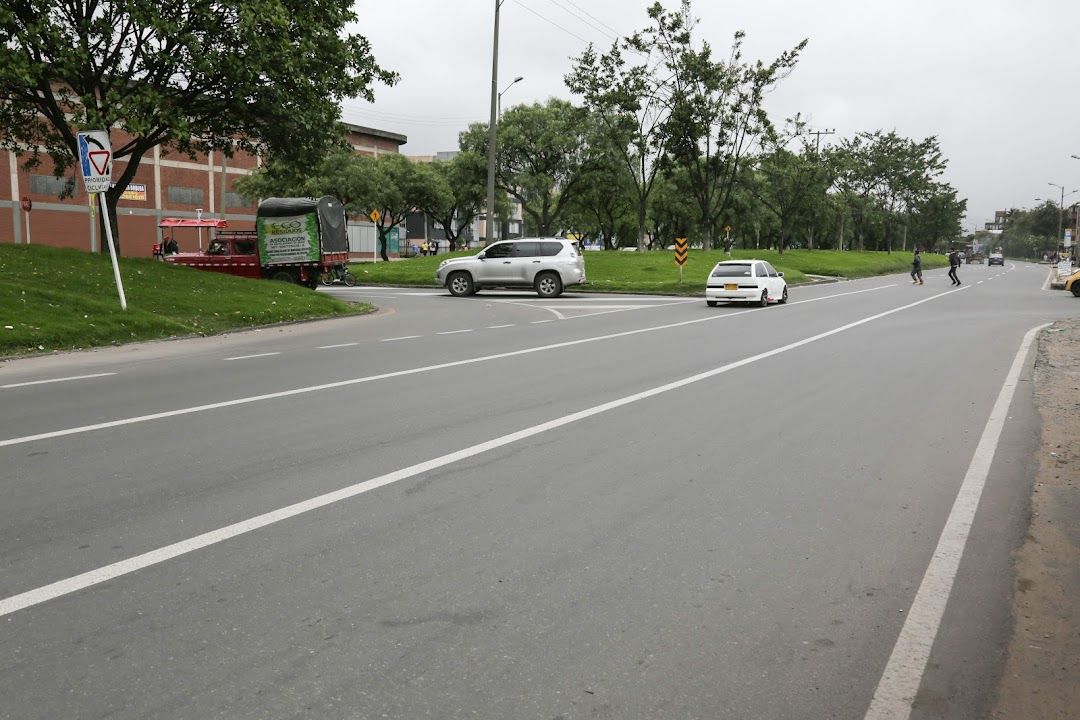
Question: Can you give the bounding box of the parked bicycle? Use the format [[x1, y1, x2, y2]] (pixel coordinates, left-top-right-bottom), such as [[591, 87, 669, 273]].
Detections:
[[321, 263, 356, 287]]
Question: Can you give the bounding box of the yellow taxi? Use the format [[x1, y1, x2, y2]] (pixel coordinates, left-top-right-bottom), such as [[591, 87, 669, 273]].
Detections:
[[1065, 268, 1080, 297]]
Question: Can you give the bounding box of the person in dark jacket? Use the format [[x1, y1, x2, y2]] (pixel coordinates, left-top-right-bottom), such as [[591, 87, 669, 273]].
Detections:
[[948, 249, 961, 285], [911, 249, 923, 285]]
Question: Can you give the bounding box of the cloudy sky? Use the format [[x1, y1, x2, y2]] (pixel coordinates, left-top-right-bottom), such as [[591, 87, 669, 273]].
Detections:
[[348, 0, 1080, 232]]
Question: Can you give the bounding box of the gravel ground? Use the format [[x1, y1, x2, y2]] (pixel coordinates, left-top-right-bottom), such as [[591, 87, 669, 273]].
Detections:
[[991, 318, 1080, 718]]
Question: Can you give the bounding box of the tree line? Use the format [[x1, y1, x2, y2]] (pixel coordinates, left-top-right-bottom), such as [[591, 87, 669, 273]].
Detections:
[[1, 0, 966, 257], [241, 1, 965, 258]]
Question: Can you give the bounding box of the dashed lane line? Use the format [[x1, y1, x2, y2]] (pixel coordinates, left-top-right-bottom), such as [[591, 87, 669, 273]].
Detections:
[[1, 372, 117, 390], [381, 335, 422, 342], [0, 284, 899, 449], [0, 284, 966, 618], [317, 343, 359, 350], [224, 352, 281, 361]]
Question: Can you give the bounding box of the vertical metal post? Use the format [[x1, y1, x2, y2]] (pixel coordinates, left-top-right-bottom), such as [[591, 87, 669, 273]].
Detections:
[[485, 0, 501, 246], [98, 192, 127, 310]]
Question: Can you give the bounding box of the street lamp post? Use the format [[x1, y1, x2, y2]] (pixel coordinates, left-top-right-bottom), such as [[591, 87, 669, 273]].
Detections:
[[1071, 155, 1080, 250], [498, 76, 523, 119], [484, 0, 502, 246], [1048, 182, 1079, 250]]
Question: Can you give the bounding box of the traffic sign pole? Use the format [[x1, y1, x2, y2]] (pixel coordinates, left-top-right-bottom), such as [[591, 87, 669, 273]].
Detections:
[[98, 192, 127, 311], [78, 130, 127, 310]]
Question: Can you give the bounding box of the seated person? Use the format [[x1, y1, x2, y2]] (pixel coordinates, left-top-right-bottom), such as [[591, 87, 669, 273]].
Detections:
[[164, 237, 179, 254], [207, 239, 227, 255]]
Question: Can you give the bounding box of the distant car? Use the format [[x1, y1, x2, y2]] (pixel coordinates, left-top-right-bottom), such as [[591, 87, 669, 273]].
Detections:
[[435, 237, 586, 298], [988, 252, 1005, 266], [1064, 268, 1080, 297], [705, 259, 787, 307]]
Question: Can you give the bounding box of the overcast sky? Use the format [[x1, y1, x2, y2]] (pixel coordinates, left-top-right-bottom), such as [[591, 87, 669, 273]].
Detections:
[[347, 0, 1080, 233]]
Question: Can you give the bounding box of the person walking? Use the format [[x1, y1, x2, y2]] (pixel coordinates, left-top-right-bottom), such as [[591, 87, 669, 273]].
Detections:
[[911, 248, 923, 285], [948, 248, 961, 285]]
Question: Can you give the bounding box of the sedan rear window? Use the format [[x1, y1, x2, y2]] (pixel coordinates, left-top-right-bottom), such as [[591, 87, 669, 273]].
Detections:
[[710, 264, 752, 277]]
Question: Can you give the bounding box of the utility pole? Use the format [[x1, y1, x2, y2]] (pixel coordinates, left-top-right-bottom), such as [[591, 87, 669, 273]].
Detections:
[[484, 0, 501, 246]]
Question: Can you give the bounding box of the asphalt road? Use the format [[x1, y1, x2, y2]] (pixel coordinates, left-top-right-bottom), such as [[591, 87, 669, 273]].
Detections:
[[0, 261, 1072, 719]]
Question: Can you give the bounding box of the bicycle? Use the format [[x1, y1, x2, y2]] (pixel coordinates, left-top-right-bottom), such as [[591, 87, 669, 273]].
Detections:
[[321, 263, 356, 287]]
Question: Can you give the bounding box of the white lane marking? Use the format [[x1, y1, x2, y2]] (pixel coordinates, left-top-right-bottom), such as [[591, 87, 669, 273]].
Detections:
[[531, 320, 554, 324], [863, 323, 1049, 720], [0, 285, 965, 618], [437, 329, 473, 335], [317, 343, 359, 350], [1, 372, 117, 389], [224, 352, 280, 361], [486, 324, 515, 329], [0, 283, 900, 449], [1042, 268, 1054, 291], [381, 335, 421, 342], [977, 281, 984, 285]]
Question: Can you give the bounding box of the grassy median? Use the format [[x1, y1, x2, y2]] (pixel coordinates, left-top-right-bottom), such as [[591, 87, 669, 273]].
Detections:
[[356, 248, 948, 295], [0, 244, 370, 357], [1, 244, 947, 357]]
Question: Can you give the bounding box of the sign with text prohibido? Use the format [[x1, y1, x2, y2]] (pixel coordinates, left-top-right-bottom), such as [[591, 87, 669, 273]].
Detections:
[[77, 130, 112, 193], [674, 237, 688, 266]]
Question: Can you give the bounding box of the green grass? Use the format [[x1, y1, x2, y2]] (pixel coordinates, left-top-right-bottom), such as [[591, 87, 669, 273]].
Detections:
[[354, 248, 948, 296], [0, 244, 371, 357]]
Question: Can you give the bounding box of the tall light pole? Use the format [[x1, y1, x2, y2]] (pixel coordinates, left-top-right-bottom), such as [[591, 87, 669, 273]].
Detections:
[[498, 76, 523, 119], [1048, 181, 1078, 249], [1071, 156, 1080, 250], [484, 0, 502, 246]]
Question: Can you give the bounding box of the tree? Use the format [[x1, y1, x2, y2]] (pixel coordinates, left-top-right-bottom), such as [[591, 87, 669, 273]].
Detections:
[[237, 150, 422, 261], [748, 119, 830, 254], [460, 99, 592, 238], [0, 0, 394, 250], [365, 154, 419, 262], [639, 1, 806, 247], [567, 37, 670, 251], [411, 152, 488, 251], [562, 131, 637, 249], [235, 147, 381, 216]]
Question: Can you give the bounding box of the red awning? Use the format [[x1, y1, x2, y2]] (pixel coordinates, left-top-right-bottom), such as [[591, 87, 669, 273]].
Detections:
[[158, 218, 229, 228]]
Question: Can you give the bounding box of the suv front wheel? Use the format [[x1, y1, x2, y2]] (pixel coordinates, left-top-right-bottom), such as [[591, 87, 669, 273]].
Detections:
[[447, 271, 475, 297], [534, 271, 563, 298]]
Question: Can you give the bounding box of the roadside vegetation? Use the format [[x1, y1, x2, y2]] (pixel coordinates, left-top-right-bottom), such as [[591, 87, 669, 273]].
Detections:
[[0, 244, 369, 358], [354, 248, 947, 295]]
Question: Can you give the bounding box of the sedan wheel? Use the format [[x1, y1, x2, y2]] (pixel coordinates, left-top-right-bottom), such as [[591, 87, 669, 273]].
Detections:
[[759, 289, 769, 307], [778, 286, 788, 304], [706, 299, 718, 307]]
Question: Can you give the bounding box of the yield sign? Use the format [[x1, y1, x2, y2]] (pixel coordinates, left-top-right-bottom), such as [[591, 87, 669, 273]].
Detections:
[[88, 150, 111, 176], [77, 130, 112, 193]]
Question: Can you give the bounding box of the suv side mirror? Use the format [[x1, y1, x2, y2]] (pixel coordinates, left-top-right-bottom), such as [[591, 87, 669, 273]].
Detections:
[[477, 252, 486, 260]]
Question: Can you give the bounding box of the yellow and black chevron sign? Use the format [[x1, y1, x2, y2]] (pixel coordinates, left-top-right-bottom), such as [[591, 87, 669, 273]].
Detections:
[[674, 237, 688, 266]]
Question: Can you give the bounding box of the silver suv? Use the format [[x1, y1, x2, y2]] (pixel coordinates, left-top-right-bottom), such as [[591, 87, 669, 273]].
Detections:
[[436, 238, 586, 298]]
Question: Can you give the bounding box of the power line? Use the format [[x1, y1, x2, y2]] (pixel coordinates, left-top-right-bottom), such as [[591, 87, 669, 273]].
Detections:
[[542, 0, 620, 44], [512, 0, 593, 45], [559, 0, 623, 38]]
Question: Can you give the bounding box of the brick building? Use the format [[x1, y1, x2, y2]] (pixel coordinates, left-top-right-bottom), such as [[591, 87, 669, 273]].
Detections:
[[1, 123, 406, 258]]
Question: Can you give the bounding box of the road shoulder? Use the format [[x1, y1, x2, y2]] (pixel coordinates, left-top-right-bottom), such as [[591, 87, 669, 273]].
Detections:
[[991, 318, 1080, 717]]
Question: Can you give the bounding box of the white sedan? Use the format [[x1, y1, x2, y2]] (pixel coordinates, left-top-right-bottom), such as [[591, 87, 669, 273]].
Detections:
[[705, 259, 788, 307]]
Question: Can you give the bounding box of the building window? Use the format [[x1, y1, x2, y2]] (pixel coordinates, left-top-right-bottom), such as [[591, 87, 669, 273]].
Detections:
[[168, 186, 204, 205], [223, 191, 252, 209], [30, 174, 76, 197]]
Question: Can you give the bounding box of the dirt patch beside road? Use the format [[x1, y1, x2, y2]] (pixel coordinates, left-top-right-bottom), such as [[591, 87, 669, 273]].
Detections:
[[991, 319, 1080, 718]]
